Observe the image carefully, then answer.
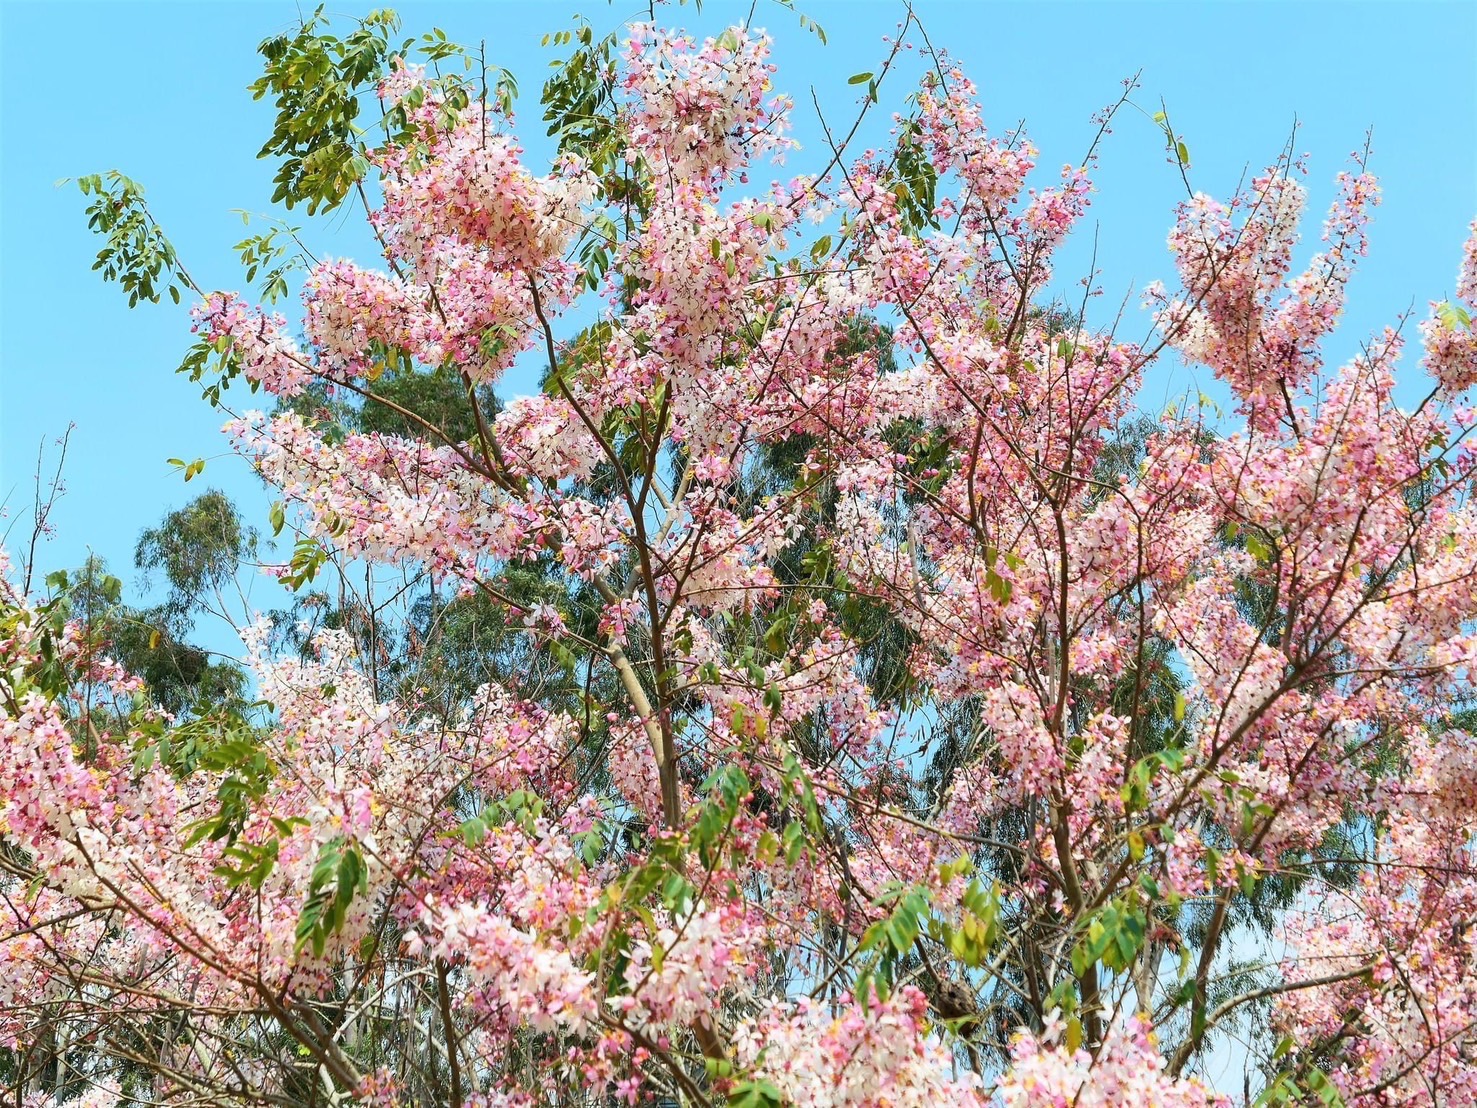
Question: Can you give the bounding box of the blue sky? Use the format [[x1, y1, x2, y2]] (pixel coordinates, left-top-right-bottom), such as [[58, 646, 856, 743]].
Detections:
[[2, 0, 1474, 605]]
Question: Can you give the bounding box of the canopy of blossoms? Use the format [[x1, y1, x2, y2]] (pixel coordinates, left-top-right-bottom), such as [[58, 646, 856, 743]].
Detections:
[[6, 7, 1477, 1107]]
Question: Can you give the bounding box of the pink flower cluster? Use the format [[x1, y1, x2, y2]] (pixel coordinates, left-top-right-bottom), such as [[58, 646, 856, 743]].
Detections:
[[621, 24, 793, 185], [731, 988, 987, 1106], [998, 1015, 1228, 1107]]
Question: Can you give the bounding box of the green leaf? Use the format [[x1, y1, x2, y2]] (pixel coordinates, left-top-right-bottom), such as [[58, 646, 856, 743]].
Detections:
[[1254, 1075, 1302, 1107], [1306, 1070, 1345, 1108], [1244, 531, 1273, 564], [74, 170, 188, 307], [705, 1057, 734, 1080], [848, 71, 873, 85], [782, 821, 806, 865], [763, 682, 783, 715], [728, 1079, 785, 1108], [294, 835, 367, 958]]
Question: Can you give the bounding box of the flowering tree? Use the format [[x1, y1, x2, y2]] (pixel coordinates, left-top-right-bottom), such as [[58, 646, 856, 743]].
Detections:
[[7, 4, 1477, 1105]]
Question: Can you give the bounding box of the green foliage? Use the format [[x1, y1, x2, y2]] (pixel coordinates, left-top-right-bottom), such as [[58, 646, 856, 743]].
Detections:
[[136, 490, 257, 623], [165, 456, 207, 482], [40, 492, 257, 718], [0, 571, 92, 704], [214, 834, 284, 891], [176, 329, 244, 408], [1120, 743, 1187, 814], [250, 7, 407, 214], [541, 22, 632, 296], [295, 835, 369, 956], [889, 118, 939, 234], [112, 617, 245, 717], [860, 884, 932, 967], [282, 536, 331, 591], [541, 20, 621, 175], [250, 8, 516, 216], [457, 789, 545, 843], [727, 1079, 785, 1108], [1151, 109, 1192, 169], [855, 868, 1000, 1006], [946, 875, 1002, 969], [1071, 898, 1148, 976], [355, 366, 500, 443], [1257, 1064, 1346, 1108], [233, 217, 304, 303], [1436, 300, 1474, 333], [73, 171, 190, 306]]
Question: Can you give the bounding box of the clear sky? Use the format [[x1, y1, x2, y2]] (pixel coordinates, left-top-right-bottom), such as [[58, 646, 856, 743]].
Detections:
[[2, 0, 1475, 603]]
